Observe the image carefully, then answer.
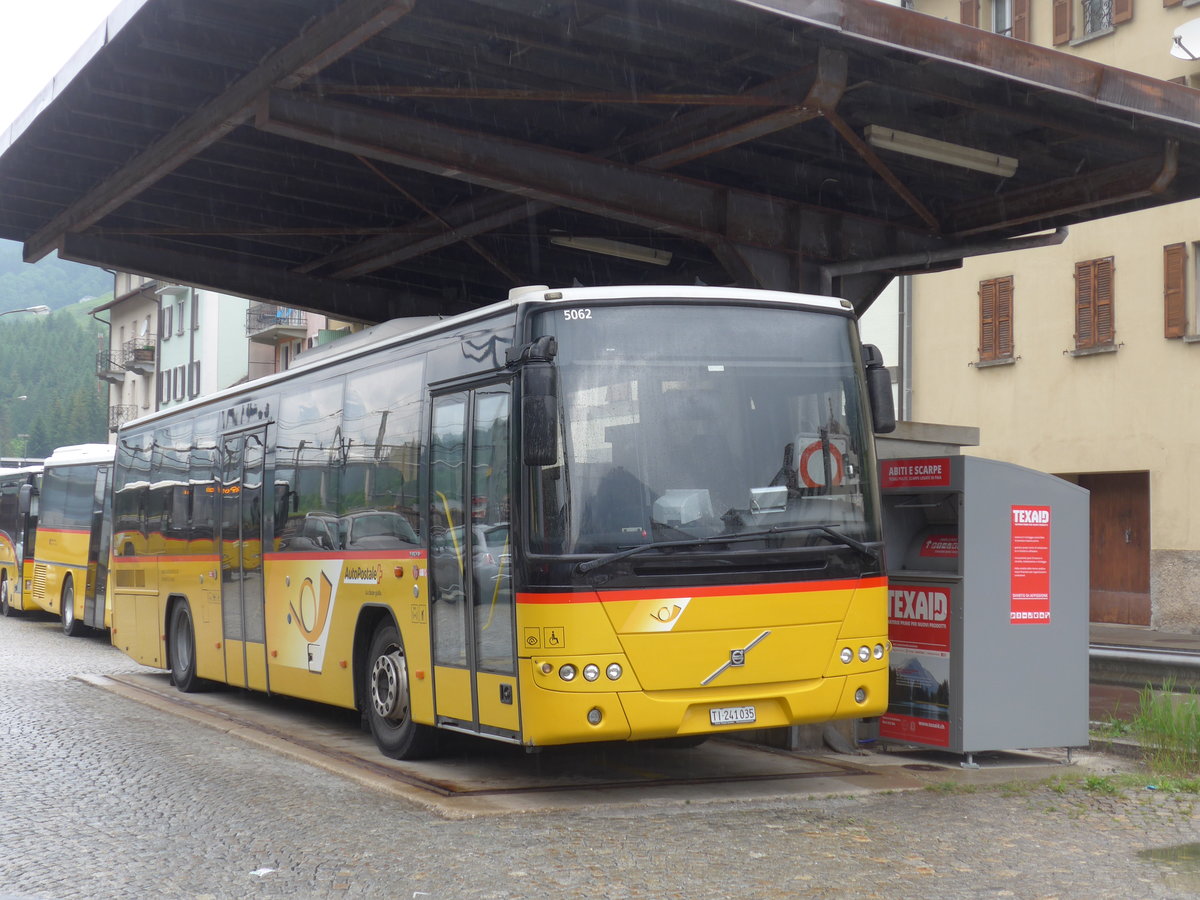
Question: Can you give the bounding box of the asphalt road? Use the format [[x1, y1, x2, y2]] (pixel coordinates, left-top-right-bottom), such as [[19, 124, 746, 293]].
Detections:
[[1, 609, 1197, 899]]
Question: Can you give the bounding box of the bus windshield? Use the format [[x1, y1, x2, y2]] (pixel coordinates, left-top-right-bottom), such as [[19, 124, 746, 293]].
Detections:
[[528, 302, 880, 563]]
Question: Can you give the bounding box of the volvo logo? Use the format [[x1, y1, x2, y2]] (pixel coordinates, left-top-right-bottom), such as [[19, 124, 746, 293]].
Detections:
[[701, 631, 771, 686]]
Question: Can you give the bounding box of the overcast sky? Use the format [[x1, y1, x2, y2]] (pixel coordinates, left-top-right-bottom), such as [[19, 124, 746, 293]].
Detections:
[[0, 0, 119, 131]]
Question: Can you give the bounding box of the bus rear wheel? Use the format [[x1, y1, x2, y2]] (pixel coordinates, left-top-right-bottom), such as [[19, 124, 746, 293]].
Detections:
[[0, 576, 16, 617], [61, 577, 85, 637], [364, 622, 438, 760], [169, 601, 204, 693]]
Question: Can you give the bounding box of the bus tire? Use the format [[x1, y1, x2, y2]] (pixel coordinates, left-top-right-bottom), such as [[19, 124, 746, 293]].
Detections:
[[0, 576, 17, 617], [364, 621, 439, 760], [169, 601, 204, 693], [61, 577, 85, 637]]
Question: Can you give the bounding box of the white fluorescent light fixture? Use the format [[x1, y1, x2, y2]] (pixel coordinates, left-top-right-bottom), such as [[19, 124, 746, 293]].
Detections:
[[550, 235, 673, 266], [864, 125, 1018, 178]]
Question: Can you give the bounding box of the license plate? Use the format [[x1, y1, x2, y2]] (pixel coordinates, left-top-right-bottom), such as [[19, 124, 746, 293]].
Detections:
[[709, 705, 756, 726]]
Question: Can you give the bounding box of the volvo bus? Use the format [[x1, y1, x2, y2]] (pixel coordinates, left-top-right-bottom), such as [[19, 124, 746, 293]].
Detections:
[[27, 444, 115, 635], [0, 465, 41, 617], [110, 285, 896, 759]]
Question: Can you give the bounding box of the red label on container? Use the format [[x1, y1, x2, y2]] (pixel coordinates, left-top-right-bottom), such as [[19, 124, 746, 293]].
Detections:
[[881, 458, 952, 490], [882, 582, 952, 748], [919, 534, 959, 559], [1010, 505, 1051, 624]]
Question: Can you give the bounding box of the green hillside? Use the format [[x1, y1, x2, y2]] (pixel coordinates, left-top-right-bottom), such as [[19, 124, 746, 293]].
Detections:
[[0, 240, 111, 314], [0, 245, 113, 458]]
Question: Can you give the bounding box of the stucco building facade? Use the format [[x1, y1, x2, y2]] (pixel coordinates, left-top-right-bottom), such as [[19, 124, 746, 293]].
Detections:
[[904, 0, 1200, 630]]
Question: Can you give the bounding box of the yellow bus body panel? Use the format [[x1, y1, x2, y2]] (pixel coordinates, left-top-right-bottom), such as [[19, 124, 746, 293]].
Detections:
[[32, 527, 92, 616], [0, 538, 38, 612], [515, 577, 888, 747], [260, 551, 433, 718], [432, 665, 473, 722]]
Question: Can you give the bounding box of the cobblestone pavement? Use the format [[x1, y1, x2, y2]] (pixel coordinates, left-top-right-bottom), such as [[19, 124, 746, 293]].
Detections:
[[2, 611, 1199, 899]]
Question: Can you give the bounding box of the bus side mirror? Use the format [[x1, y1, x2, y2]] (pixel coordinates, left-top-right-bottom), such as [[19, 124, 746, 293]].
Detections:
[[18, 482, 34, 515], [509, 335, 559, 467], [521, 362, 559, 467], [862, 344, 897, 435]]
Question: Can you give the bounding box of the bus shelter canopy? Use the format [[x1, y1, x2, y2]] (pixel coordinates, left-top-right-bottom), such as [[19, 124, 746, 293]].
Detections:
[[2, 0, 1200, 320]]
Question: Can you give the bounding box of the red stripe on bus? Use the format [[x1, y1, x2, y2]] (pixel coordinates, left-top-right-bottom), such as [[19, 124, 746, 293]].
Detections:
[[37, 527, 91, 537], [263, 550, 428, 562], [112, 554, 223, 564], [516, 575, 887, 604]]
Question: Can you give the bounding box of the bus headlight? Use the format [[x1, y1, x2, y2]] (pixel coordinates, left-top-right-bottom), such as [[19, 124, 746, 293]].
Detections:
[[840, 647, 853, 664], [855, 687, 868, 704], [587, 707, 603, 725], [582, 664, 600, 682], [858, 646, 870, 663], [873, 643, 885, 660], [559, 664, 577, 682], [606, 663, 622, 681]]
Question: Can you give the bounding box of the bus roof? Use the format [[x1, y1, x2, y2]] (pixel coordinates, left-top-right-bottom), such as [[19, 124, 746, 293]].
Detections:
[[44, 443, 116, 467], [0, 465, 40, 479], [117, 285, 850, 435]]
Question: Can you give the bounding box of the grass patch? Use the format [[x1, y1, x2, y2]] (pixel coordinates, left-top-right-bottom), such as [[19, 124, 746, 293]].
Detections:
[[1083, 774, 1120, 794], [1132, 680, 1200, 777]]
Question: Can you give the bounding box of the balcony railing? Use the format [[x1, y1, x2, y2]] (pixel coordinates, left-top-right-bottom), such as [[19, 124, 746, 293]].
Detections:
[[247, 303, 307, 342], [122, 340, 156, 374], [109, 404, 138, 432], [96, 351, 126, 384]]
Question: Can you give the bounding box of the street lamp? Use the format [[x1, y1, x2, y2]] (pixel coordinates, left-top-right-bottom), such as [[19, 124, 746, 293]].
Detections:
[[0, 305, 50, 318]]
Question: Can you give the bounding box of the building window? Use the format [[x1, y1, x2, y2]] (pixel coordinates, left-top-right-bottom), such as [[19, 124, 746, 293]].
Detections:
[[1082, 0, 1112, 33], [1164, 243, 1187, 339], [961, 0, 1029, 38], [1074, 257, 1115, 350], [188, 360, 201, 399], [979, 276, 1014, 361], [176, 300, 185, 336], [160, 305, 173, 341], [1054, 0, 1130, 44]]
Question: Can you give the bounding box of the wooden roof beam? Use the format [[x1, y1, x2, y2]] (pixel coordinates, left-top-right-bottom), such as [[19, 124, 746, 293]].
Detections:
[[23, 0, 416, 263]]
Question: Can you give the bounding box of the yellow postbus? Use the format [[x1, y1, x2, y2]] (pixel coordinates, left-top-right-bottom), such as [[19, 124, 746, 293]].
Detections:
[[110, 285, 895, 759], [29, 444, 115, 636], [0, 465, 41, 617]]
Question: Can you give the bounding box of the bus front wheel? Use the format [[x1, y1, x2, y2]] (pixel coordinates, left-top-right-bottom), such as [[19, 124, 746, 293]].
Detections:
[[169, 602, 204, 693], [364, 621, 438, 760], [61, 577, 85, 637]]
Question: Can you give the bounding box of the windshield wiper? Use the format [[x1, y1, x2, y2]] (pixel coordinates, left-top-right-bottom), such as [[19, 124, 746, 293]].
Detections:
[[575, 523, 877, 574]]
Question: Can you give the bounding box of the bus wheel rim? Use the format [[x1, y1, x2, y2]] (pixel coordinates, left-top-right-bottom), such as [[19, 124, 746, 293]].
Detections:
[[371, 649, 408, 721]]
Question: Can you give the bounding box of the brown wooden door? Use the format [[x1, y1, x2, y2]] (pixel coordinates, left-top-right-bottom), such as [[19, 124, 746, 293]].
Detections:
[[1077, 472, 1150, 625]]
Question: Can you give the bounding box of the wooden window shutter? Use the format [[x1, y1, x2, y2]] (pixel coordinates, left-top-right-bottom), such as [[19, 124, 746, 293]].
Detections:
[[1165, 0, 1183, 9], [1095, 257, 1115, 345], [1075, 261, 1095, 348], [980, 276, 1014, 361], [1164, 242, 1187, 338], [1052, 0, 1071, 44], [1012, 0, 1030, 40], [996, 276, 1014, 357], [1113, 0, 1133, 23], [979, 279, 997, 360], [960, 0, 980, 27]]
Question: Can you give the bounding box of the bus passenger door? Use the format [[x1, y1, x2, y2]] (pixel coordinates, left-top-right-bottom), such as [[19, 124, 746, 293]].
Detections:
[[429, 385, 517, 741], [220, 430, 268, 691], [85, 464, 111, 629]]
